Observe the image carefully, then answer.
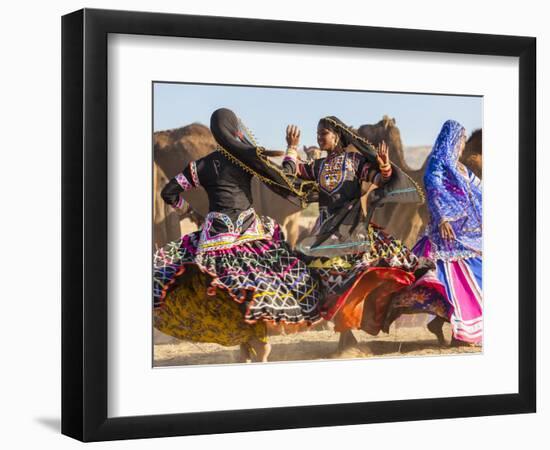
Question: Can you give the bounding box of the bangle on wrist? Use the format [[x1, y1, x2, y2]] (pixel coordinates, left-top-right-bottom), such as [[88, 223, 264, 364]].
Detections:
[[286, 146, 298, 158], [173, 195, 189, 212], [380, 166, 392, 178]]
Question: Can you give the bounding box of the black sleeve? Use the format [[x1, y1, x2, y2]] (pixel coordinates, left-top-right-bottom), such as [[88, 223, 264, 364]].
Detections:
[[189, 153, 217, 186], [160, 156, 207, 208]]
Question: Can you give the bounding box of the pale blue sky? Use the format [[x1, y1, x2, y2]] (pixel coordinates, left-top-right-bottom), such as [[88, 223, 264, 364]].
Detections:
[[153, 82, 482, 148]]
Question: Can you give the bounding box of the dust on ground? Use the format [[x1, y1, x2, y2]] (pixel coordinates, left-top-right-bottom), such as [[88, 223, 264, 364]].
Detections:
[[153, 322, 481, 367]]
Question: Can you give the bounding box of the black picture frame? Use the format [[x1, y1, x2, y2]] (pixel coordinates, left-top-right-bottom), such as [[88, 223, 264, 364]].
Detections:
[[61, 8, 536, 442]]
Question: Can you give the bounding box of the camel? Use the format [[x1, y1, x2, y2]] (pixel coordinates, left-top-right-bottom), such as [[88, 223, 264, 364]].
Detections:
[[355, 116, 429, 248], [356, 117, 482, 248]]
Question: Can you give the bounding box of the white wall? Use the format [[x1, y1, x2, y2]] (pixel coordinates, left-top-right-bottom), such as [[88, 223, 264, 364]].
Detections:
[[0, 0, 546, 448]]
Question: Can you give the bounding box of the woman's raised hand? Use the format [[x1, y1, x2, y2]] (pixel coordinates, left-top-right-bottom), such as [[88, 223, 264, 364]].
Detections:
[[286, 124, 301, 148], [376, 141, 390, 166]]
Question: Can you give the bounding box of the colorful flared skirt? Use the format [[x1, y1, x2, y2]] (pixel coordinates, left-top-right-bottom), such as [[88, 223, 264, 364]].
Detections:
[[154, 220, 323, 346], [383, 269, 452, 331], [413, 236, 482, 344], [307, 223, 447, 334], [154, 267, 267, 346]]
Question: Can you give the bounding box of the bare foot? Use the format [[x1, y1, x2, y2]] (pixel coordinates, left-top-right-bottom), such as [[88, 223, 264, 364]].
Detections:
[[450, 337, 477, 348], [338, 330, 358, 352], [238, 343, 252, 363], [248, 337, 272, 362]]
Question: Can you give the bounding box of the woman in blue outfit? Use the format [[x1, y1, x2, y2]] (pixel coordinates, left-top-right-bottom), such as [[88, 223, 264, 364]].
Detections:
[[413, 120, 482, 345]]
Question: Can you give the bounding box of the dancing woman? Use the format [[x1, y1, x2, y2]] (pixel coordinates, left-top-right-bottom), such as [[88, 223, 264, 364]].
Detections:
[[153, 108, 322, 362], [282, 117, 446, 347], [413, 120, 482, 345]]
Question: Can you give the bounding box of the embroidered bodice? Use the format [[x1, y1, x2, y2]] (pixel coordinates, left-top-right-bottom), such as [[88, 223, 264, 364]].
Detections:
[[283, 149, 389, 225], [316, 151, 367, 214], [197, 208, 275, 253]]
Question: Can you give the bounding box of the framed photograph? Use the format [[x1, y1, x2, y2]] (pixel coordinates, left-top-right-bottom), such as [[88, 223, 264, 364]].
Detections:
[[62, 8, 536, 442]]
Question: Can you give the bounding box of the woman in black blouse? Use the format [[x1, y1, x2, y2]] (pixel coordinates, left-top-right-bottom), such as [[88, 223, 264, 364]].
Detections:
[[153, 109, 322, 362]]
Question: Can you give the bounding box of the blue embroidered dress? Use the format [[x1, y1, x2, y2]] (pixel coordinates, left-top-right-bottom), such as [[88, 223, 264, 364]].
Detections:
[[413, 120, 483, 343]]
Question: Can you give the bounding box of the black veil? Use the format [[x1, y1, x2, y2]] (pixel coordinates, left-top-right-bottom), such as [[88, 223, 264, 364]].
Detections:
[[210, 108, 318, 208]]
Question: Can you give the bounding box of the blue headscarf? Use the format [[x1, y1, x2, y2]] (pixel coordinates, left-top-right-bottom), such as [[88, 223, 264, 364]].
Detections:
[[424, 120, 482, 258]]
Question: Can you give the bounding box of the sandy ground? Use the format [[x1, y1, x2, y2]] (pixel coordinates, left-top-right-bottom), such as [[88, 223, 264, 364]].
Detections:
[[153, 322, 481, 367]]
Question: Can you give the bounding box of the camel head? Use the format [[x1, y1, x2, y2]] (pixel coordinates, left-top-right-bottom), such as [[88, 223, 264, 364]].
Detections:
[[357, 115, 408, 170], [303, 145, 322, 161], [154, 123, 217, 178]]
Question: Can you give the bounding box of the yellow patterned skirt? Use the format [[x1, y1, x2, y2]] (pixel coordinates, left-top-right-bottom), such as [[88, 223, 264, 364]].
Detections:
[[153, 267, 267, 346]]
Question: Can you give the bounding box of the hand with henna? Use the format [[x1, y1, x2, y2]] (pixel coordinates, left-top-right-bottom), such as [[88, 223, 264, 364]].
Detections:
[[439, 220, 456, 241], [286, 124, 301, 148], [376, 141, 390, 166]]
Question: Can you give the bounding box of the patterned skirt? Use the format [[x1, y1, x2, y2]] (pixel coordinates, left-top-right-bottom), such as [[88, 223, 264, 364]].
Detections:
[[308, 223, 448, 335], [153, 218, 322, 346], [413, 236, 482, 343], [154, 267, 268, 346]]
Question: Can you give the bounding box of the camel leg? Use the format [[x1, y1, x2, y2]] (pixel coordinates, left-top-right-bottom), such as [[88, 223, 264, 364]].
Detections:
[[427, 316, 446, 346], [283, 213, 301, 249]]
